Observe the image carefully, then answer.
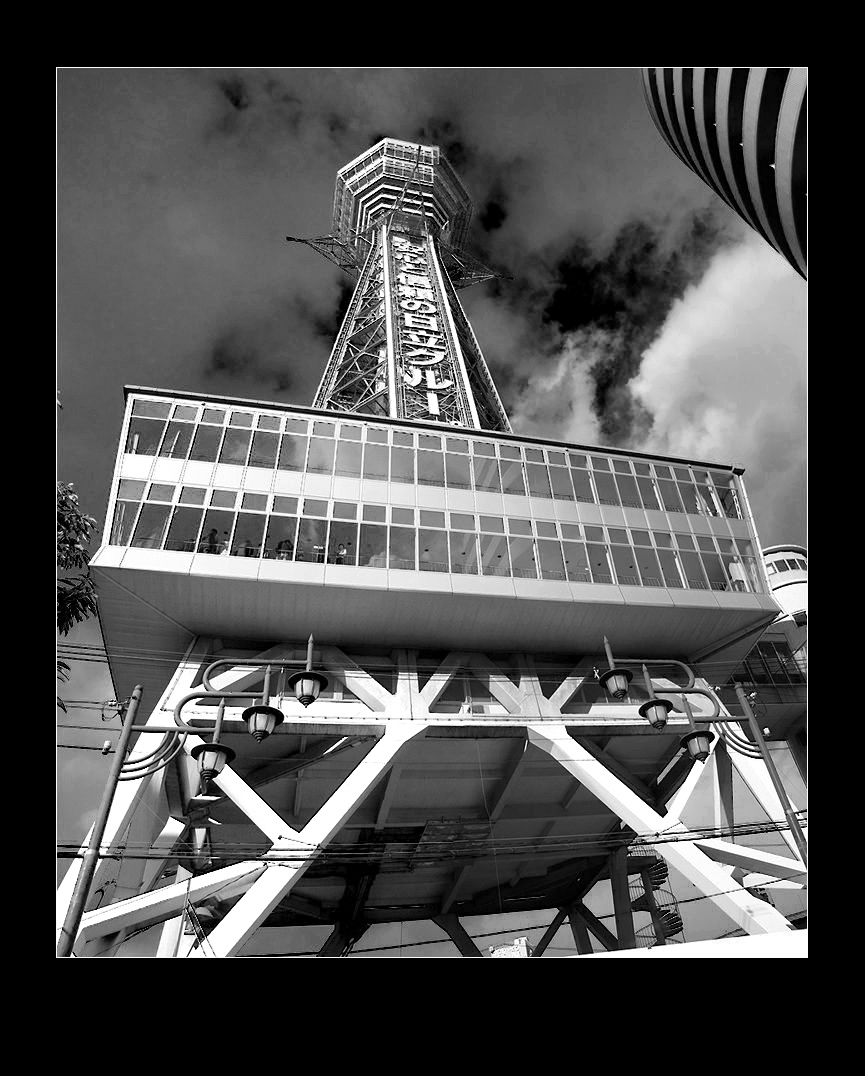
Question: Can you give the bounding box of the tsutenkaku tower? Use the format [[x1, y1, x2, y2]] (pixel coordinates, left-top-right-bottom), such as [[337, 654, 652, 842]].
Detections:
[[59, 136, 806, 959], [289, 138, 510, 431]]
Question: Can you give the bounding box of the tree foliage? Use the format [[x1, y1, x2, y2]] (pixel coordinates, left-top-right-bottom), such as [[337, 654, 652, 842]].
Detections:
[[57, 483, 99, 711]]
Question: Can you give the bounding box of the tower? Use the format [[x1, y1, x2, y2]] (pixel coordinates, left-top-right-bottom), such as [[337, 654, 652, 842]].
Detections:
[[58, 139, 806, 958]]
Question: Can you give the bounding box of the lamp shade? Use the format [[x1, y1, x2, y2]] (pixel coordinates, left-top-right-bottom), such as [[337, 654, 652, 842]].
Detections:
[[241, 704, 285, 742], [599, 667, 633, 701], [287, 670, 329, 707], [680, 729, 715, 763], [190, 741, 236, 783], [638, 697, 674, 730]]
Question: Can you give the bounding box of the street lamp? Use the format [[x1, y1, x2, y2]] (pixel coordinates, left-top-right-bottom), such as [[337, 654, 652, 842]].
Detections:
[[57, 637, 330, 958], [598, 636, 633, 700]]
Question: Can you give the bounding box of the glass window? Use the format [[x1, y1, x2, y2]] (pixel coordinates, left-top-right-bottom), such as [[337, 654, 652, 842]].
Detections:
[[447, 437, 469, 453], [390, 446, 415, 483], [363, 505, 387, 523], [634, 462, 652, 476], [480, 533, 510, 576], [130, 503, 171, 549], [610, 544, 641, 586], [589, 456, 611, 470], [674, 533, 695, 550], [339, 425, 362, 440], [450, 531, 478, 574], [765, 562, 778, 575], [201, 408, 226, 424], [164, 506, 204, 552], [333, 502, 358, 520], [419, 510, 445, 528], [188, 424, 223, 462], [147, 483, 175, 502], [278, 433, 308, 471], [536, 521, 558, 538], [199, 510, 235, 554], [562, 541, 591, 582], [525, 448, 545, 463], [303, 499, 328, 517], [132, 399, 171, 418], [307, 438, 335, 475], [419, 529, 449, 572], [593, 471, 620, 506], [118, 479, 146, 500], [249, 430, 279, 468], [393, 431, 413, 447], [658, 480, 685, 513], [637, 477, 660, 511], [257, 414, 281, 431], [500, 445, 521, 460], [242, 492, 267, 512], [724, 554, 751, 591], [296, 517, 328, 562], [230, 513, 265, 557], [158, 421, 194, 460], [547, 451, 567, 466], [363, 443, 389, 480], [389, 526, 416, 570], [419, 434, 441, 450], [717, 480, 741, 520], [657, 548, 684, 588], [265, 515, 297, 560], [570, 468, 595, 503], [631, 530, 651, 546], [612, 459, 631, 474], [508, 536, 537, 578], [607, 528, 629, 544], [472, 442, 496, 457], [560, 524, 582, 540], [526, 463, 553, 499], [417, 451, 445, 486], [473, 456, 502, 493], [273, 496, 298, 514], [284, 418, 308, 434], [445, 454, 472, 489], [508, 518, 533, 536], [653, 532, 673, 548], [126, 416, 166, 455], [549, 467, 574, 500], [679, 550, 709, 590], [328, 521, 358, 565], [697, 479, 720, 517], [211, 490, 236, 509], [635, 546, 663, 587], [654, 465, 672, 479], [392, 507, 415, 525], [218, 427, 251, 466], [614, 472, 641, 508], [365, 427, 388, 443], [313, 422, 336, 437], [500, 458, 526, 496], [700, 551, 729, 590], [696, 536, 716, 552], [537, 539, 565, 580], [677, 481, 702, 515], [584, 526, 605, 543], [587, 544, 613, 584], [479, 516, 504, 533], [569, 453, 587, 468], [110, 500, 139, 545], [358, 523, 388, 566], [735, 539, 755, 557], [450, 513, 475, 531], [230, 411, 254, 428], [334, 441, 362, 477]]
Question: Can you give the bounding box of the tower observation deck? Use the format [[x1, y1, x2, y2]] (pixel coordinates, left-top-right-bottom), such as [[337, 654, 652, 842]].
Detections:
[[291, 139, 510, 431], [61, 139, 804, 958]]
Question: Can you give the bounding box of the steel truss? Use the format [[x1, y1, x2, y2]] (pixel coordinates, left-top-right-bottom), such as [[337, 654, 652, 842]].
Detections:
[[57, 640, 806, 957]]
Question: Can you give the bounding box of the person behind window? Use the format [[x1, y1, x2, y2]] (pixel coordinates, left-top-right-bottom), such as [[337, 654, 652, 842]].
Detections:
[[275, 538, 293, 561], [202, 527, 219, 554]]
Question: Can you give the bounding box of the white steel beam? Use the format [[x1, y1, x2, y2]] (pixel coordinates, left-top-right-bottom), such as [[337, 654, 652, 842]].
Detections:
[[528, 725, 794, 936], [692, 839, 807, 882]]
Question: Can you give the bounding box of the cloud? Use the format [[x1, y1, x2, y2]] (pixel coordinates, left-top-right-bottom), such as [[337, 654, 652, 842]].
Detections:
[[628, 235, 806, 546]]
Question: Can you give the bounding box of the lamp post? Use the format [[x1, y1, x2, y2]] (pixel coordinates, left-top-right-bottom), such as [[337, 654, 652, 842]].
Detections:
[[597, 642, 807, 867], [57, 639, 330, 958]]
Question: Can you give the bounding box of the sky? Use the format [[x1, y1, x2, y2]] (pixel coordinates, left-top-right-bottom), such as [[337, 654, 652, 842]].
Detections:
[[56, 67, 807, 955]]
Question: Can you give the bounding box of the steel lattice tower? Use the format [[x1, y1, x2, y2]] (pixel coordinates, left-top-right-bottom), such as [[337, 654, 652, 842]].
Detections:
[[288, 138, 511, 431]]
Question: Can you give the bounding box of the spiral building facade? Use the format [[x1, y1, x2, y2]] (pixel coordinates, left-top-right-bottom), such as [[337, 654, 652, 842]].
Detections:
[[641, 68, 806, 278]]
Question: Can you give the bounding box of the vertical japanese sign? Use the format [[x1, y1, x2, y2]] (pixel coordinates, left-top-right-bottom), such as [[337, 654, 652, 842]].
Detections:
[[391, 234, 461, 421]]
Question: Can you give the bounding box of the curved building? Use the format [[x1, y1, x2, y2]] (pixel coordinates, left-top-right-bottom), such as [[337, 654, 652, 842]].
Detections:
[[641, 68, 806, 279], [763, 543, 807, 627]]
